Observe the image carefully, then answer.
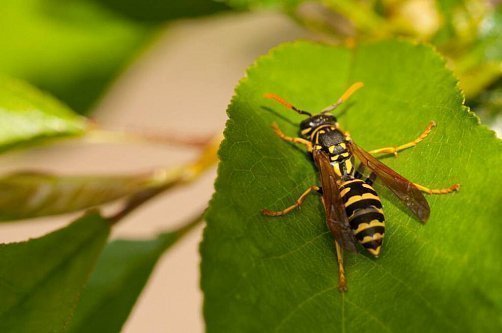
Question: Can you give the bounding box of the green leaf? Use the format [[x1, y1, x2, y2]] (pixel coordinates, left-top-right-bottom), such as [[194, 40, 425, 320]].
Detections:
[[0, 211, 110, 332], [455, 6, 502, 98], [0, 76, 87, 152], [0, 1, 231, 113], [0, 171, 156, 221], [66, 238, 169, 333], [202, 40, 502, 332], [68, 217, 200, 333], [223, 0, 301, 10], [0, 0, 149, 113], [96, 0, 230, 23]]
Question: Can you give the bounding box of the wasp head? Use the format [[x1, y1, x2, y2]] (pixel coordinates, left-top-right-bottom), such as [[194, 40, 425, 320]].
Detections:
[[299, 114, 337, 138]]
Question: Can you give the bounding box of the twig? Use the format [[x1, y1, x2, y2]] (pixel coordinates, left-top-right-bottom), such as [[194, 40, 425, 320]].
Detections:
[[107, 134, 222, 225], [85, 125, 214, 149]]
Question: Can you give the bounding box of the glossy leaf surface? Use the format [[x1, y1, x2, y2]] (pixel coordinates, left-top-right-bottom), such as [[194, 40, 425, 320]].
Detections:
[[0, 76, 87, 152], [202, 40, 502, 332], [0, 171, 154, 221]]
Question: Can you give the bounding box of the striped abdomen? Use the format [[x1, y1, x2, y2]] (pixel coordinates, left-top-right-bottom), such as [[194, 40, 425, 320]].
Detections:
[[339, 178, 385, 257]]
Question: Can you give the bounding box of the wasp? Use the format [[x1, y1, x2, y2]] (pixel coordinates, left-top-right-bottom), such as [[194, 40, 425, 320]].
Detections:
[[261, 82, 459, 291]]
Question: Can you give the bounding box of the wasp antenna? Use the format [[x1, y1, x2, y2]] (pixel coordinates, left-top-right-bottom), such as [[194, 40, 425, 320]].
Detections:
[[321, 82, 364, 114], [264, 93, 312, 117], [340, 82, 364, 102]]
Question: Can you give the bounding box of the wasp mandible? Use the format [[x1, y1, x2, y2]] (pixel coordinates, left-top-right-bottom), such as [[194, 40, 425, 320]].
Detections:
[[261, 83, 459, 292]]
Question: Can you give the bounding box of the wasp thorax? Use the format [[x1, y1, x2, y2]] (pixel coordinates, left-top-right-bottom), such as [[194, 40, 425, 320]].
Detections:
[[299, 114, 337, 138]]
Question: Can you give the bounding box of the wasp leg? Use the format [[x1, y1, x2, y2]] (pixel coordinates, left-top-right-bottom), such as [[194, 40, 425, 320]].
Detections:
[[272, 123, 313, 152], [262, 185, 320, 216], [413, 183, 460, 195], [334, 240, 347, 292], [356, 163, 459, 194], [369, 121, 436, 156]]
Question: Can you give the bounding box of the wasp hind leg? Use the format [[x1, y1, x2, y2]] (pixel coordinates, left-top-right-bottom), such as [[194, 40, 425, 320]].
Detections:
[[355, 162, 459, 194], [334, 241, 348, 292], [262, 185, 321, 216], [369, 121, 436, 156], [413, 183, 460, 195], [271, 123, 313, 152]]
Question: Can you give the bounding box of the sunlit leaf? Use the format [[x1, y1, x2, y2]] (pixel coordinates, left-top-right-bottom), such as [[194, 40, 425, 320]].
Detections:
[[0, 0, 149, 113], [0, 171, 156, 221], [201, 40, 502, 332], [0, 76, 87, 152], [0, 0, 229, 113]]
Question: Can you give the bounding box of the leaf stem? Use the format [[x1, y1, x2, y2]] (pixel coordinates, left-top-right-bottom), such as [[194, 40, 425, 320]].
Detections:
[[160, 211, 206, 246], [107, 135, 221, 225], [85, 125, 215, 148], [107, 186, 169, 225]]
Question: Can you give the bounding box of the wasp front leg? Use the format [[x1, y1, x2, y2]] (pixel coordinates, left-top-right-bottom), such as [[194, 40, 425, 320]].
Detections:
[[369, 121, 436, 157], [262, 185, 320, 216], [272, 123, 313, 152]]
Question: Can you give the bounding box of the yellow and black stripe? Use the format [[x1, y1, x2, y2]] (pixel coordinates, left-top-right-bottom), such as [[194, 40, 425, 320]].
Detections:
[[311, 126, 355, 176], [339, 178, 385, 257]]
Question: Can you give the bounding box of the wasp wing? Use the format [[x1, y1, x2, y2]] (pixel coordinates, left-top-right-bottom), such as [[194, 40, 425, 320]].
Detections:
[[313, 149, 358, 253], [349, 141, 430, 222]]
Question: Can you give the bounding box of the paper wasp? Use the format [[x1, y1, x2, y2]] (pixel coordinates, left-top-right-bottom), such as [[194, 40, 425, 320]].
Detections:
[[261, 83, 459, 291]]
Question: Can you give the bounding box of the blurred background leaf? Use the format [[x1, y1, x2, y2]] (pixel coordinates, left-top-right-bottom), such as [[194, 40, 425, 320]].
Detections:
[[220, 0, 502, 128], [223, 0, 301, 10], [94, 0, 230, 23], [0, 0, 147, 114], [0, 171, 156, 221], [0, 76, 87, 152], [201, 40, 501, 332], [68, 214, 202, 333], [0, 212, 109, 332], [0, 0, 230, 114]]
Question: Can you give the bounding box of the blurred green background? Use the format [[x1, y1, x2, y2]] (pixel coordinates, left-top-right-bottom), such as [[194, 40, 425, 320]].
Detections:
[[0, 0, 229, 113], [1, 0, 499, 121]]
